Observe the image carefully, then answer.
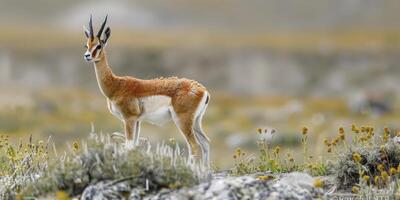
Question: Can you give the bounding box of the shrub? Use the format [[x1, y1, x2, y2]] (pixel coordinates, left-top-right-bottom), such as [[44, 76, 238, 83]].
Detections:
[[0, 135, 49, 199], [0, 134, 203, 197], [330, 125, 400, 192], [333, 139, 400, 190]]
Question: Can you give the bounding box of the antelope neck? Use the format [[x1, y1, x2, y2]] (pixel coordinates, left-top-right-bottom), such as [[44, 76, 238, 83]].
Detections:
[[93, 51, 118, 98]]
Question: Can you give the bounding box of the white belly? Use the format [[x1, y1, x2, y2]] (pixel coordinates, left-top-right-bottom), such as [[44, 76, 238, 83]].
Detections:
[[109, 101, 124, 120], [139, 95, 172, 126]]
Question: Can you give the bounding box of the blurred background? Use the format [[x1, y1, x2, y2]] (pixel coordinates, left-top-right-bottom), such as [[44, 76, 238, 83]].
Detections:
[[1, 0, 400, 168]]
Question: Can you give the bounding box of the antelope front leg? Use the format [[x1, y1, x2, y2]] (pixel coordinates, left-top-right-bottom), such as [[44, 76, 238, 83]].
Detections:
[[133, 121, 141, 146], [123, 119, 137, 149]]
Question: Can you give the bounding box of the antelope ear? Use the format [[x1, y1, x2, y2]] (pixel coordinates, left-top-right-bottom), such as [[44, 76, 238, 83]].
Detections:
[[83, 26, 90, 38], [102, 27, 111, 44]]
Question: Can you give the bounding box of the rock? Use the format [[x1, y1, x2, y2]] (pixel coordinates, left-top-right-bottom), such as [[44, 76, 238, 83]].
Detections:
[[393, 136, 400, 144], [133, 172, 324, 200], [81, 181, 131, 200], [269, 172, 322, 199], [129, 188, 146, 200], [80, 172, 324, 200]]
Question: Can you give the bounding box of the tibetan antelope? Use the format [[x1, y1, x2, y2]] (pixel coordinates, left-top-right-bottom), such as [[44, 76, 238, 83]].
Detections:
[[83, 16, 211, 166]]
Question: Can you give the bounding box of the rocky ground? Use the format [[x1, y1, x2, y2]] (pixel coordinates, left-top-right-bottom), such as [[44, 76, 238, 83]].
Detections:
[[79, 172, 337, 200]]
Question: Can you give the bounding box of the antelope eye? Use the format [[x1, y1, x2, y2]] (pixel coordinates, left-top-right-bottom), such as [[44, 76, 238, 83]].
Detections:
[[96, 45, 102, 50]]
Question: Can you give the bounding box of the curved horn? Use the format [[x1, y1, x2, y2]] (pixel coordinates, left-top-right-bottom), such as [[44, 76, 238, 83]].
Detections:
[[97, 15, 108, 38], [89, 14, 94, 39]]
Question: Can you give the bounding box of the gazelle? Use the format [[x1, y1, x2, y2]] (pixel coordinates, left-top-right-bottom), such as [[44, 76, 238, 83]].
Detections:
[[83, 16, 211, 166]]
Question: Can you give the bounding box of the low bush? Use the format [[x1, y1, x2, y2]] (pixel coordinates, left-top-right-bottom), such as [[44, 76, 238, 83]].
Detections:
[[0, 135, 49, 199], [1, 133, 204, 199], [332, 126, 400, 191]]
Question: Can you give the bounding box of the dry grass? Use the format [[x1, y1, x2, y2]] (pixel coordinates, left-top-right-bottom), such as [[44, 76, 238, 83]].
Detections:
[[0, 132, 205, 199], [2, 88, 400, 169], [1, 26, 399, 51]]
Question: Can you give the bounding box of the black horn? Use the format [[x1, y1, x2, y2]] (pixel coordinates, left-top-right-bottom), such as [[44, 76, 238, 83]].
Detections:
[[97, 15, 108, 38], [89, 14, 94, 39]]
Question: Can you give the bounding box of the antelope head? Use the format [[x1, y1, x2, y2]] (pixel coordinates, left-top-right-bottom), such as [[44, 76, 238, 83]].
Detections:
[[83, 15, 111, 62]]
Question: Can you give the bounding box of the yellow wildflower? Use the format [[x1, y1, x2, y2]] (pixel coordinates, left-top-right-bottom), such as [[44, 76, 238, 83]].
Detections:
[[72, 141, 79, 152], [274, 146, 280, 154], [334, 137, 340, 144], [236, 148, 241, 155], [352, 186, 359, 194], [339, 127, 345, 134], [377, 164, 385, 172], [353, 153, 362, 163], [313, 178, 324, 188], [351, 124, 360, 133], [381, 171, 389, 180], [339, 133, 345, 141], [257, 175, 274, 181], [362, 175, 370, 183], [56, 191, 71, 200], [374, 176, 380, 185], [169, 138, 176, 145], [302, 127, 308, 135], [390, 167, 397, 175]]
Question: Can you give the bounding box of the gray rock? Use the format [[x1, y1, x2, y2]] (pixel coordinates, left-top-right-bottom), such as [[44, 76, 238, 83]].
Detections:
[[80, 172, 324, 200], [136, 172, 323, 200], [81, 180, 131, 200], [269, 172, 322, 200]]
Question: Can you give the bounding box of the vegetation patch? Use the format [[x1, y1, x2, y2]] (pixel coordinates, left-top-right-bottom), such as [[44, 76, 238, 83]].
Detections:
[[0, 133, 203, 199], [332, 126, 400, 191], [231, 127, 327, 176], [0, 135, 49, 199]]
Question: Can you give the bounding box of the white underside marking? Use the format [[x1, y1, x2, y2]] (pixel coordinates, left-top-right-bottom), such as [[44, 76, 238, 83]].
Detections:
[[139, 95, 172, 126], [193, 91, 211, 167], [194, 91, 209, 120], [109, 101, 124, 120]]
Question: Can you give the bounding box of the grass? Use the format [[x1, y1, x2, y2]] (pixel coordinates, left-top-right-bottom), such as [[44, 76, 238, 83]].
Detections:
[[230, 127, 328, 176], [0, 132, 205, 199], [0, 135, 49, 199], [230, 124, 400, 198], [3, 124, 400, 198], [332, 126, 400, 190], [1, 26, 400, 51], [2, 88, 400, 197], [2, 88, 400, 169]]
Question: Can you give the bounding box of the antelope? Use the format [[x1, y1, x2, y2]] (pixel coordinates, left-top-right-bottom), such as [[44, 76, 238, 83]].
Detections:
[[83, 15, 211, 167]]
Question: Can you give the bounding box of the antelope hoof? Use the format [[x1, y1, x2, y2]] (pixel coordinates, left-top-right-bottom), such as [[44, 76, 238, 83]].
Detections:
[[111, 132, 125, 143], [125, 140, 136, 150], [111, 132, 125, 141]]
